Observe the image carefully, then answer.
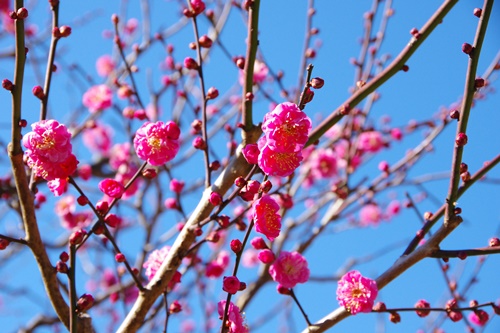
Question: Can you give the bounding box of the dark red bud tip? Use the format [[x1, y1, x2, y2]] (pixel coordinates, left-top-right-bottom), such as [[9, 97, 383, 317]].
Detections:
[[310, 77, 324, 89], [389, 312, 401, 323], [401, 64, 409, 72], [111, 14, 119, 24], [207, 86, 219, 99], [183, 57, 199, 70], [475, 78, 485, 88], [32, 86, 45, 99], [489, 237, 500, 247], [462, 43, 474, 55], [59, 25, 72, 38], [115, 253, 126, 262], [457, 251, 467, 260], [198, 35, 213, 48], [2, 79, 13, 91], [449, 110, 460, 120], [473, 8, 482, 18], [16, 7, 28, 19], [455, 132, 468, 147]]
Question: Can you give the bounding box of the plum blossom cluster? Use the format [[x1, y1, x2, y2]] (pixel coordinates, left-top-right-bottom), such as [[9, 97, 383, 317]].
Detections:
[[243, 102, 311, 177], [133, 121, 181, 166], [336, 270, 378, 314], [23, 120, 78, 195]]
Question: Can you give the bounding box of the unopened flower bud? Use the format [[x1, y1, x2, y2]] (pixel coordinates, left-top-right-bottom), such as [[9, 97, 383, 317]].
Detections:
[[115, 253, 126, 262], [0, 239, 10, 250], [277, 284, 291, 295], [489, 237, 500, 247], [169, 300, 182, 313], [69, 229, 87, 245], [462, 43, 474, 55], [372, 302, 387, 312], [192, 136, 206, 150], [473, 8, 482, 18], [142, 168, 157, 179], [310, 77, 324, 89], [206, 231, 220, 243], [216, 215, 230, 227], [199, 35, 213, 48], [455, 132, 468, 146], [2, 79, 13, 91], [389, 312, 401, 323], [76, 294, 94, 312], [475, 78, 485, 88], [234, 176, 247, 187], [207, 86, 219, 99], [184, 57, 199, 70], [56, 261, 68, 274], [32, 86, 45, 99], [59, 25, 72, 37], [260, 180, 272, 193], [230, 239, 243, 253], [59, 251, 69, 262], [208, 191, 222, 206], [461, 171, 471, 182], [210, 160, 221, 171], [449, 110, 460, 120], [16, 7, 28, 19], [415, 299, 431, 317]]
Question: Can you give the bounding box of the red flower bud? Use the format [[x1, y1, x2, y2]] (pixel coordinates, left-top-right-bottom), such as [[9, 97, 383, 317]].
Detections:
[[199, 35, 213, 48], [207, 86, 219, 99], [32, 86, 45, 99], [184, 57, 198, 70], [76, 294, 94, 312], [455, 132, 468, 146], [462, 43, 474, 55], [2, 79, 13, 91]]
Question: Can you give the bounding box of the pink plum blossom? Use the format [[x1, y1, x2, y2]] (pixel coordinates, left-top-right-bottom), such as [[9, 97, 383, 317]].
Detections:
[[469, 310, 489, 326], [357, 131, 385, 153], [217, 301, 248, 333], [98, 178, 124, 198], [252, 195, 281, 241], [109, 142, 132, 170], [258, 145, 303, 177], [143, 245, 182, 290], [23, 120, 78, 181], [239, 59, 268, 86], [82, 84, 112, 113], [82, 122, 113, 156], [261, 102, 311, 152], [47, 178, 69, 196], [310, 148, 338, 179], [205, 250, 230, 278], [359, 203, 383, 227], [95, 55, 115, 77], [242, 143, 259, 164], [241, 249, 259, 268], [269, 251, 310, 288], [336, 270, 378, 314], [133, 121, 180, 166]]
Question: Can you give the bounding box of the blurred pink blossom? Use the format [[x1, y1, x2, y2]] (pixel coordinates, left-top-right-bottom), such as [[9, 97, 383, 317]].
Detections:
[[95, 55, 115, 77], [82, 84, 112, 113], [82, 122, 113, 156], [359, 203, 383, 227]]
